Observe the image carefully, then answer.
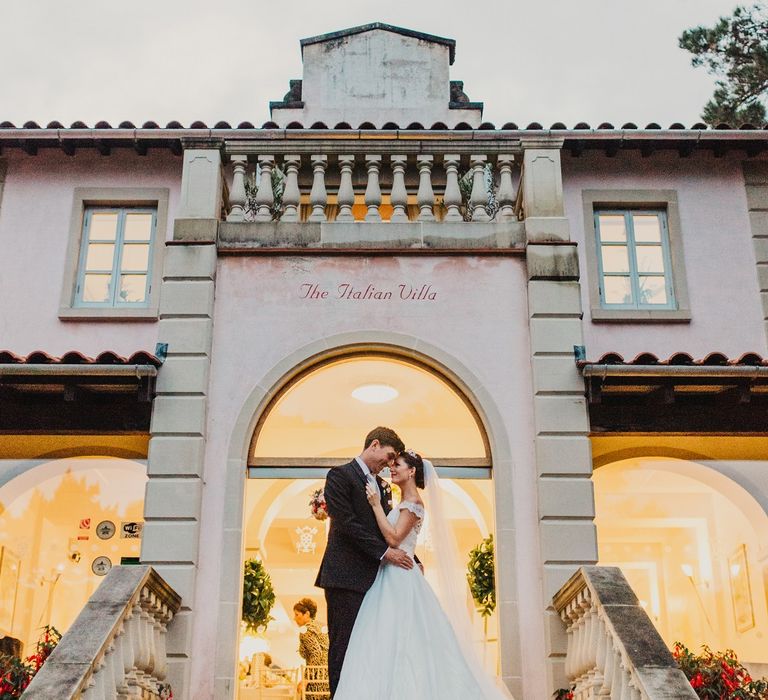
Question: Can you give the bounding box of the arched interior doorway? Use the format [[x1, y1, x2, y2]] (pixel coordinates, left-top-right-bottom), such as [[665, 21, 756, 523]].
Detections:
[[0, 457, 146, 653], [594, 457, 768, 671], [237, 354, 500, 695]]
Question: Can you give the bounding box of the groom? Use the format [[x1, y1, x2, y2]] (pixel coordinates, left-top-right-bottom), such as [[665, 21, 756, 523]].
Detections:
[[315, 426, 414, 697]]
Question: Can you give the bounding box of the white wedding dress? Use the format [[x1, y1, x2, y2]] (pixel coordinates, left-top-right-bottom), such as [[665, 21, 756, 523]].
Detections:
[[334, 501, 513, 700]]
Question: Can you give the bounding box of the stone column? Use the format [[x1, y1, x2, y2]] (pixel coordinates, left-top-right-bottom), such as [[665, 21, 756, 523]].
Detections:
[[522, 141, 597, 695], [743, 163, 768, 343], [176, 142, 224, 242], [141, 148, 220, 698]]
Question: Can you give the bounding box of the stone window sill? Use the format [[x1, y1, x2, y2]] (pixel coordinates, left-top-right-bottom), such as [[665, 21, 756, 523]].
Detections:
[[59, 307, 159, 322], [590, 307, 691, 323]]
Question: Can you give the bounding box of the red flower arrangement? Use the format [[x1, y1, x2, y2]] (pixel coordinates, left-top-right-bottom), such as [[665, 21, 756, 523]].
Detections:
[[673, 642, 768, 699], [553, 689, 573, 700], [0, 626, 60, 699], [309, 488, 328, 521]]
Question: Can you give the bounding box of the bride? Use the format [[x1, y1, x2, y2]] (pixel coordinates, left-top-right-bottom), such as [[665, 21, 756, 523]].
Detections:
[[333, 450, 514, 700]]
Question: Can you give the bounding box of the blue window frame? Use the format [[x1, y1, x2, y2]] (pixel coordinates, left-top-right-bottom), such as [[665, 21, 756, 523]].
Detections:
[[594, 209, 675, 309], [75, 207, 156, 308]]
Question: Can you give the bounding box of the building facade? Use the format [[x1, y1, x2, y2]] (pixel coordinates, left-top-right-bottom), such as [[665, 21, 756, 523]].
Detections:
[[1, 23, 767, 700]]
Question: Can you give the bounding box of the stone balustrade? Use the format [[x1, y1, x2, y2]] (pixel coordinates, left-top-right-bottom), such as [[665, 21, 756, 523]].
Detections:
[[224, 150, 519, 224], [23, 565, 181, 700], [552, 567, 697, 700]]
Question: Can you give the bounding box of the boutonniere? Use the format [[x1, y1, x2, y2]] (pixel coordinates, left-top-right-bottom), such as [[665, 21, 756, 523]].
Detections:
[[381, 482, 393, 508]]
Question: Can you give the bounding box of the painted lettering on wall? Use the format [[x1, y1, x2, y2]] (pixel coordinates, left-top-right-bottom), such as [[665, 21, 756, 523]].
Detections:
[[299, 283, 437, 301]]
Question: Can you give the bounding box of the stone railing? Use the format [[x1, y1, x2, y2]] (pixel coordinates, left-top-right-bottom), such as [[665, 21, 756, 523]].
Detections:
[[23, 565, 181, 700], [553, 566, 697, 700], [224, 149, 520, 224]]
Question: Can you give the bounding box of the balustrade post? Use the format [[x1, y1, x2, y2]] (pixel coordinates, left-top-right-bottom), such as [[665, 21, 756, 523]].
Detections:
[[131, 600, 150, 692], [119, 608, 136, 697], [281, 155, 301, 222], [309, 155, 328, 221], [593, 616, 608, 696], [469, 155, 490, 222], [102, 641, 117, 700], [416, 155, 435, 221], [496, 155, 516, 221], [254, 156, 276, 222], [141, 589, 159, 689], [226, 156, 248, 222], [364, 155, 382, 221], [336, 155, 356, 222], [155, 607, 172, 684], [110, 626, 126, 699], [563, 606, 578, 679], [390, 156, 409, 222], [599, 637, 614, 697], [443, 155, 463, 221]]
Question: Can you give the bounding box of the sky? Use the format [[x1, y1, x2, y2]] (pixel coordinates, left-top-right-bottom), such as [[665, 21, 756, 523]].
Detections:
[[0, 0, 745, 129]]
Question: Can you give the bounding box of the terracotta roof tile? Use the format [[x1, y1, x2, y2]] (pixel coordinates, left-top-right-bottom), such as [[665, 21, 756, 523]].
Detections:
[[579, 351, 768, 368], [0, 350, 162, 366]]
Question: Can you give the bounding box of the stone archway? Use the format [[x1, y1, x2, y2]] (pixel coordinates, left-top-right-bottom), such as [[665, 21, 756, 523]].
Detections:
[[211, 332, 522, 697]]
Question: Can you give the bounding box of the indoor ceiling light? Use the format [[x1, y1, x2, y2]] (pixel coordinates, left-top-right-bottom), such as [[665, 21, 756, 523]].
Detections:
[[351, 384, 399, 404]]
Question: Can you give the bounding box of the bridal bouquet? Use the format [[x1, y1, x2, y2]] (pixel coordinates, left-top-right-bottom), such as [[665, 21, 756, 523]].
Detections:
[[309, 488, 328, 520]]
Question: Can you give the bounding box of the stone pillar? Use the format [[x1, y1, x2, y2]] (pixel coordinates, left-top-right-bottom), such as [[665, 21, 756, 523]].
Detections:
[[522, 142, 597, 695], [176, 144, 224, 242], [141, 148, 220, 697], [743, 163, 768, 343]]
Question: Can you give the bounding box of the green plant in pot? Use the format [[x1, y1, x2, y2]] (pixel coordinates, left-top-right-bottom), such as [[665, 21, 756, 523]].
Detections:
[[242, 558, 276, 634], [467, 534, 496, 618]]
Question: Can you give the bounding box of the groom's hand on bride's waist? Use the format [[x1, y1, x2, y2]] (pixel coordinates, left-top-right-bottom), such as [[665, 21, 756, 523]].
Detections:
[[383, 547, 414, 569]]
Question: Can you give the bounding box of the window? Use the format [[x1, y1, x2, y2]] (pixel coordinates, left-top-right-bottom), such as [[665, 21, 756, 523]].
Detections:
[[595, 209, 674, 309], [59, 188, 168, 321], [75, 208, 156, 307], [582, 190, 690, 322]]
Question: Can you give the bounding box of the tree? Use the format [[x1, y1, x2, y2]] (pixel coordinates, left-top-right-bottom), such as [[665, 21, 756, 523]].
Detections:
[[679, 3, 768, 126]]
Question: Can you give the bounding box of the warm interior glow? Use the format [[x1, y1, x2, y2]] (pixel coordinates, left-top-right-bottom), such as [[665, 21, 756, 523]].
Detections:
[[594, 456, 768, 667], [351, 383, 399, 404], [240, 477, 498, 685], [253, 356, 486, 459], [0, 458, 146, 654]]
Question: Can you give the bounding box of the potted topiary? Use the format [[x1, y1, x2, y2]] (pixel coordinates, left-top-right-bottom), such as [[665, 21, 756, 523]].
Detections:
[[242, 558, 276, 634], [467, 534, 496, 619]]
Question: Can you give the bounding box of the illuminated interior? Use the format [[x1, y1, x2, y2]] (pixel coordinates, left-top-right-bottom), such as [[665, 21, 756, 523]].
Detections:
[[241, 356, 498, 695], [0, 457, 146, 653], [594, 456, 768, 667], [252, 355, 487, 460]]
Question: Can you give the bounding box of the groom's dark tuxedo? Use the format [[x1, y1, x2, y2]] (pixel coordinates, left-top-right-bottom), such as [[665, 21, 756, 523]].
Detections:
[[315, 459, 392, 697]]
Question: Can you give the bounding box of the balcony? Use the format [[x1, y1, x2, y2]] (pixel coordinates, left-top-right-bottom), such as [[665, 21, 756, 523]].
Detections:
[[216, 132, 526, 252]]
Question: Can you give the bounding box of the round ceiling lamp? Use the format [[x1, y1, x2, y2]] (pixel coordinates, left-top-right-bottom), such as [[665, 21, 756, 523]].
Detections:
[[351, 384, 399, 404]]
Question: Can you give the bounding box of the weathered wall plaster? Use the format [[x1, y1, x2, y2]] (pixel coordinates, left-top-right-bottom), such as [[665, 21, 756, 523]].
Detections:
[[563, 153, 768, 359]]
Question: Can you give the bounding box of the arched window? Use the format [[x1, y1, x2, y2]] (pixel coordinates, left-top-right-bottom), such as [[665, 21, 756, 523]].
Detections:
[[594, 457, 768, 668], [250, 354, 490, 478], [0, 457, 146, 654]]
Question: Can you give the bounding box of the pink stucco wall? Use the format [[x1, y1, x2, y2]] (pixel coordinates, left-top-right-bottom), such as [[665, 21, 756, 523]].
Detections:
[[0, 150, 182, 356], [190, 254, 545, 697], [563, 153, 767, 359]]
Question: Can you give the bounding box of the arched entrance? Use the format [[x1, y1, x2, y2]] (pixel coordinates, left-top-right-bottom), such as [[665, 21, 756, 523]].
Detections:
[[227, 348, 512, 697], [594, 456, 768, 671], [0, 457, 146, 654]]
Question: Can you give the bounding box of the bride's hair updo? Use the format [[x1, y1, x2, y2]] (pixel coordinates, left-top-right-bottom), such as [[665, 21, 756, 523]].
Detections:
[[400, 450, 425, 489]]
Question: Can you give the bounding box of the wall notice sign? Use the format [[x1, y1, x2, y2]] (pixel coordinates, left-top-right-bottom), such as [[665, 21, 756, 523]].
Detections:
[[121, 522, 143, 539], [96, 521, 116, 540], [91, 556, 112, 576]]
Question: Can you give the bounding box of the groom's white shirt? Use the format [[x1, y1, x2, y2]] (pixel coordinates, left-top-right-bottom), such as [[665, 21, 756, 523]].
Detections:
[[355, 455, 381, 497], [355, 456, 386, 560]]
